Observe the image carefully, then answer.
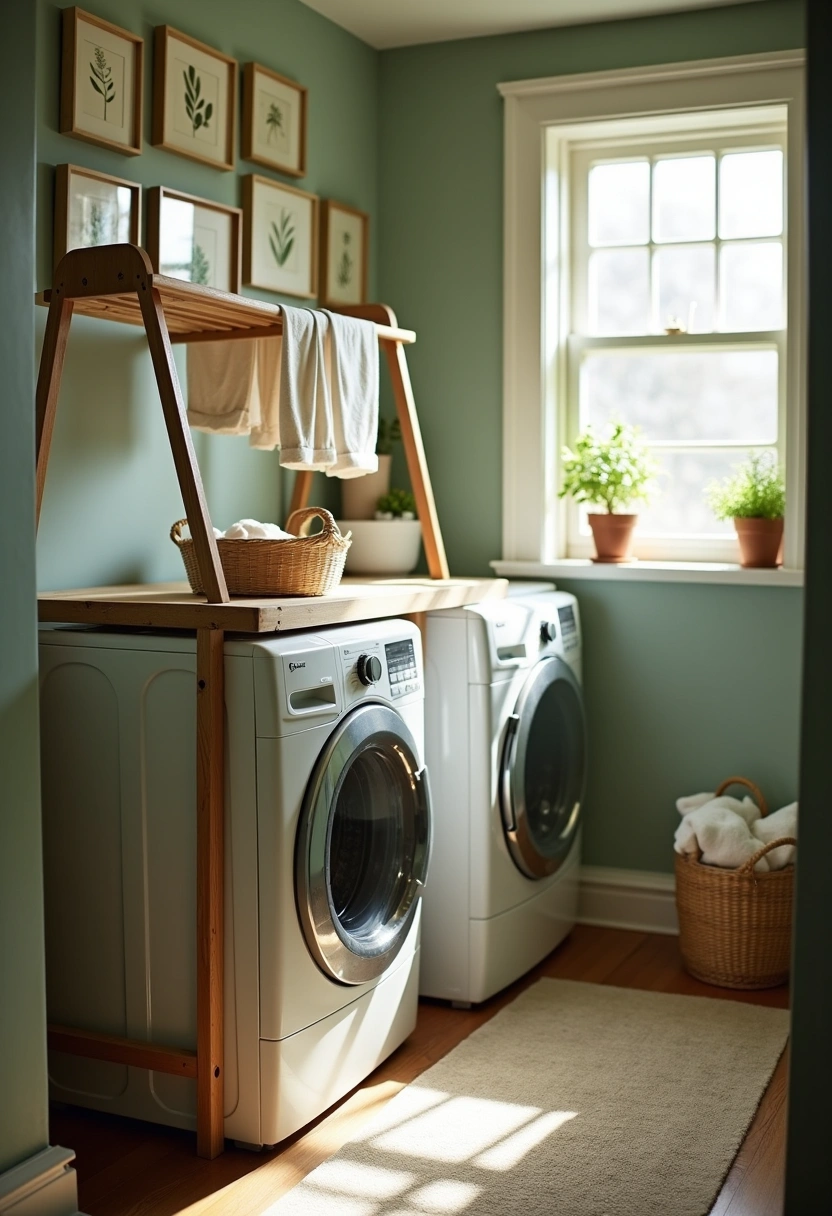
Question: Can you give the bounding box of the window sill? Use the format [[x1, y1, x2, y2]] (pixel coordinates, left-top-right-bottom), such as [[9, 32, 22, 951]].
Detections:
[[491, 559, 804, 587]]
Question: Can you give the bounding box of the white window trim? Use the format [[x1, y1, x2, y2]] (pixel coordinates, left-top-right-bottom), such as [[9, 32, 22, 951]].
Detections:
[[497, 51, 806, 581]]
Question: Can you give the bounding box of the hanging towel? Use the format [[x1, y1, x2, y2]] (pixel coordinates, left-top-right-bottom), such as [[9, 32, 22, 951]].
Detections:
[[277, 307, 336, 470], [751, 802, 798, 870], [248, 336, 283, 451], [186, 339, 262, 435], [322, 311, 379, 478]]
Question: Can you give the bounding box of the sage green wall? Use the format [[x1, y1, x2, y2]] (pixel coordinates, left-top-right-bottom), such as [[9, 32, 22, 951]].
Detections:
[[36, 0, 378, 590], [0, 4, 50, 1175], [378, 0, 805, 874]]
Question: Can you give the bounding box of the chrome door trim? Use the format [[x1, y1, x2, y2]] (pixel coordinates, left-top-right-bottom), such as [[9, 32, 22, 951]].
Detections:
[[499, 656, 586, 880], [295, 702, 431, 985]]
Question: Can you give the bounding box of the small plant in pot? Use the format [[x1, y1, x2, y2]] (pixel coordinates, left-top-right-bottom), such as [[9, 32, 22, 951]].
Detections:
[[342, 488, 422, 575], [559, 421, 657, 562], [706, 452, 785, 568], [375, 488, 417, 520]]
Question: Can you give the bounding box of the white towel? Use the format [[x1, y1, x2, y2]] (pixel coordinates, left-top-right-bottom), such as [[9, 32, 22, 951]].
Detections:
[[676, 792, 714, 815], [277, 307, 336, 470], [186, 339, 262, 434], [676, 792, 761, 827], [674, 805, 770, 872], [751, 802, 798, 870], [222, 519, 294, 540], [248, 337, 283, 451], [322, 311, 379, 478]]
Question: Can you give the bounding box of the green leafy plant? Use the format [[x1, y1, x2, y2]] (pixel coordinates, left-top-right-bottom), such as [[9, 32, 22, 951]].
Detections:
[[190, 244, 210, 286], [89, 46, 115, 120], [265, 101, 284, 143], [337, 231, 353, 287], [269, 209, 295, 267], [706, 452, 785, 520], [376, 417, 401, 456], [183, 64, 212, 137], [559, 421, 658, 514], [85, 201, 110, 246], [375, 488, 417, 518]]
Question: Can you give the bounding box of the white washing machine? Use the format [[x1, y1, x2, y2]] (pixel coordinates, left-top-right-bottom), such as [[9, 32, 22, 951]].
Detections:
[[420, 588, 585, 1005], [38, 619, 430, 1149]]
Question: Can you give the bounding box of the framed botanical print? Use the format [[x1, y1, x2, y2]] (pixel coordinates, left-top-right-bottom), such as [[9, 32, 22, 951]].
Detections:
[[60, 7, 143, 156], [147, 187, 242, 294], [54, 164, 141, 268], [319, 199, 369, 308], [242, 175, 318, 299], [242, 63, 307, 178], [152, 26, 236, 171]]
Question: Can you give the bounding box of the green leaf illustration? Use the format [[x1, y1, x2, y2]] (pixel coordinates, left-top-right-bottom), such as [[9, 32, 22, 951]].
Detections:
[[90, 46, 115, 121], [190, 244, 210, 286], [183, 64, 210, 137], [265, 101, 284, 144], [336, 231, 353, 286], [269, 209, 296, 268]]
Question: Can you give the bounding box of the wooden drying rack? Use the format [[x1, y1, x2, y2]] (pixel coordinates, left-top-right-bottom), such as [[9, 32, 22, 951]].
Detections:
[[35, 244, 505, 1158]]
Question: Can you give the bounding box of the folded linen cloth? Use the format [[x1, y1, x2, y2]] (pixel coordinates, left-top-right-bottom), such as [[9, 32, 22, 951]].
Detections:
[[322, 310, 379, 478], [186, 339, 262, 434], [277, 307, 336, 470], [676, 792, 761, 827], [222, 519, 294, 540], [674, 805, 770, 872], [751, 802, 798, 870]]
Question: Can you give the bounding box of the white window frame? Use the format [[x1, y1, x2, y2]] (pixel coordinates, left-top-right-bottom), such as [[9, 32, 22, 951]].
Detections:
[[496, 52, 805, 583]]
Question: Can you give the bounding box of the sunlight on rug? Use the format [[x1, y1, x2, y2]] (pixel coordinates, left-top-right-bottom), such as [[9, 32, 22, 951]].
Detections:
[[265, 978, 789, 1216]]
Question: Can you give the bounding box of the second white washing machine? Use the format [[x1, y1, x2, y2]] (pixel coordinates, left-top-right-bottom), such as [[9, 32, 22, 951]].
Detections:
[[420, 588, 586, 1005]]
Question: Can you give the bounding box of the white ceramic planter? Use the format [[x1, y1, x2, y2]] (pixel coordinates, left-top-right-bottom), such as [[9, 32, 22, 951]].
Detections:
[[338, 519, 422, 575], [340, 455, 392, 521]]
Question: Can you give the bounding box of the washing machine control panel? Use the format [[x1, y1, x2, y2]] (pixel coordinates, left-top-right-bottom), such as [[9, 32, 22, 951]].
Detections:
[[384, 638, 420, 699], [356, 653, 383, 685]]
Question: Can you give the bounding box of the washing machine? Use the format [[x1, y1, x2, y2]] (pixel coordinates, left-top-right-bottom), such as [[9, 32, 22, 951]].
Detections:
[[38, 619, 430, 1149], [420, 588, 585, 1004]]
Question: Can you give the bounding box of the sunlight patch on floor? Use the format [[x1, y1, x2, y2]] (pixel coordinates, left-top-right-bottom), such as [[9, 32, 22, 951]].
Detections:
[[370, 1094, 546, 1163], [474, 1110, 578, 1170]]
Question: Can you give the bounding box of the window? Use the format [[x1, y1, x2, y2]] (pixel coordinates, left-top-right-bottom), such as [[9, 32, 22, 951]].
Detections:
[[562, 114, 787, 561], [498, 53, 805, 578]]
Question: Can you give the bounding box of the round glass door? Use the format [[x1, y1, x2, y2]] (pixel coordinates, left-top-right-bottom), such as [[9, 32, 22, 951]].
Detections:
[[499, 657, 586, 879], [296, 703, 431, 984]]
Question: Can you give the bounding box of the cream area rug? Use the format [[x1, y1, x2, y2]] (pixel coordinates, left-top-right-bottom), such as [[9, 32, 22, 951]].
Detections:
[[268, 979, 789, 1216]]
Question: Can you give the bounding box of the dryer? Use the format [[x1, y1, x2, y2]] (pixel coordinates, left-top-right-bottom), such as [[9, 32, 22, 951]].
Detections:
[[420, 589, 585, 1005], [38, 619, 430, 1149]]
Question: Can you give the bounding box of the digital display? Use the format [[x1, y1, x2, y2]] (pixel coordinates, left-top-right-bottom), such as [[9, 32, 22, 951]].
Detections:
[[385, 639, 418, 698]]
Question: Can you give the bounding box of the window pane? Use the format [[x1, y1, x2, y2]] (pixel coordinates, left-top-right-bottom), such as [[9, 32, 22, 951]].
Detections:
[[653, 155, 716, 243], [588, 248, 650, 335], [720, 242, 783, 331], [719, 150, 783, 239], [654, 245, 715, 332], [588, 161, 650, 246], [581, 349, 779, 443], [634, 450, 763, 537]]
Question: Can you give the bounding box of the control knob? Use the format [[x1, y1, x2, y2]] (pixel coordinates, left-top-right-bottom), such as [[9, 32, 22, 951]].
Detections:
[[356, 654, 383, 686], [540, 620, 557, 643]]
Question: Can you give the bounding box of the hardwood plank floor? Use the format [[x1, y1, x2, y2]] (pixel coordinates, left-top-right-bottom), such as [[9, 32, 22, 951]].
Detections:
[[49, 925, 789, 1216]]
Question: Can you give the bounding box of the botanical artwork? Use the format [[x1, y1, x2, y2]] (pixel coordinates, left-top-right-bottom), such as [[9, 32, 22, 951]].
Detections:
[[67, 177, 134, 252], [63, 11, 141, 154], [174, 58, 219, 148], [243, 64, 306, 177], [244, 175, 317, 297], [153, 191, 237, 293], [336, 229, 354, 289], [269, 208, 297, 271], [87, 43, 118, 122], [154, 27, 235, 169], [320, 201, 367, 307]]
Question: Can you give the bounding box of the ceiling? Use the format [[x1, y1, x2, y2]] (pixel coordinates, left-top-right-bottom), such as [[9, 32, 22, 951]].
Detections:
[[298, 0, 761, 51]]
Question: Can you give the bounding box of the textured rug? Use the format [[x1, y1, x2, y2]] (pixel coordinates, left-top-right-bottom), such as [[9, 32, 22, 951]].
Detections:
[[268, 979, 789, 1216]]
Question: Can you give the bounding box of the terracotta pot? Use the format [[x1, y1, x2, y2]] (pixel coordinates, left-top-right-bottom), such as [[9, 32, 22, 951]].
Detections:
[[734, 517, 784, 568], [587, 513, 637, 563], [340, 454, 392, 520]]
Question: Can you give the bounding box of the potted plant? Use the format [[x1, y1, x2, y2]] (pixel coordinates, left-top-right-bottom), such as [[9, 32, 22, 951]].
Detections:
[[559, 421, 657, 562], [706, 452, 785, 568], [341, 488, 422, 575], [341, 417, 402, 520]]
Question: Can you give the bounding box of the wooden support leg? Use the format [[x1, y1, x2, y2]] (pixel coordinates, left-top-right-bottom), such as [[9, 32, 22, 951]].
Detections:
[[196, 628, 225, 1159], [289, 469, 315, 518], [35, 296, 74, 527], [138, 285, 229, 603]]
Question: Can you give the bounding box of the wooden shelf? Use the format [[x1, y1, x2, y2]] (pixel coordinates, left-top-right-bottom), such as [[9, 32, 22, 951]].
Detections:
[[38, 577, 508, 633]]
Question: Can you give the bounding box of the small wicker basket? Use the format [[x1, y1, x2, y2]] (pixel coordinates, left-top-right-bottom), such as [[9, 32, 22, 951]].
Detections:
[[171, 507, 351, 597], [674, 776, 796, 990]]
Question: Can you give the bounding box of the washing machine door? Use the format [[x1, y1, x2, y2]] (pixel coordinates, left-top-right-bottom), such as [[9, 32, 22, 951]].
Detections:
[[296, 703, 431, 984], [499, 656, 586, 880]]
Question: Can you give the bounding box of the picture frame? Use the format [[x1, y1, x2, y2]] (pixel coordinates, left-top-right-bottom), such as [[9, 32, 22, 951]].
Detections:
[[242, 62, 307, 178], [319, 199, 369, 308], [151, 26, 236, 171], [146, 187, 242, 294], [60, 7, 143, 156], [54, 163, 141, 269], [242, 174, 319, 299]]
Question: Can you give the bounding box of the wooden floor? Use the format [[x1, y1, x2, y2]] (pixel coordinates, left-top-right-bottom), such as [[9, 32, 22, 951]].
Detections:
[[50, 925, 789, 1216]]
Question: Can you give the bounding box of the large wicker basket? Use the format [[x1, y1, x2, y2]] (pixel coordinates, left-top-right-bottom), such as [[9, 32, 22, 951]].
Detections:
[[675, 777, 796, 989], [171, 507, 351, 597]]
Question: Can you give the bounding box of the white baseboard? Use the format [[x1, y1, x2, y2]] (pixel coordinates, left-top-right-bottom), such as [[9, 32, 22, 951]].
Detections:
[[0, 1146, 84, 1216], [578, 866, 678, 936]]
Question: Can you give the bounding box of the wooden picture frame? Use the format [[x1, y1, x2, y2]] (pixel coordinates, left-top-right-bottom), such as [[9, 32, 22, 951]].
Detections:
[[54, 163, 141, 269], [151, 26, 236, 171], [147, 187, 242, 295], [242, 175, 318, 299], [60, 7, 143, 156], [319, 199, 369, 308], [242, 62, 307, 178]]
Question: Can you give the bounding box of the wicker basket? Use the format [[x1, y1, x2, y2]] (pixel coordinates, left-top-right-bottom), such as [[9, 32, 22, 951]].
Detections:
[[675, 776, 796, 990], [171, 507, 351, 597]]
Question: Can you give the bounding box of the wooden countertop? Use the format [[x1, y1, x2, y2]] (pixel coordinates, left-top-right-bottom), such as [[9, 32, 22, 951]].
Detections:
[[37, 576, 508, 633]]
